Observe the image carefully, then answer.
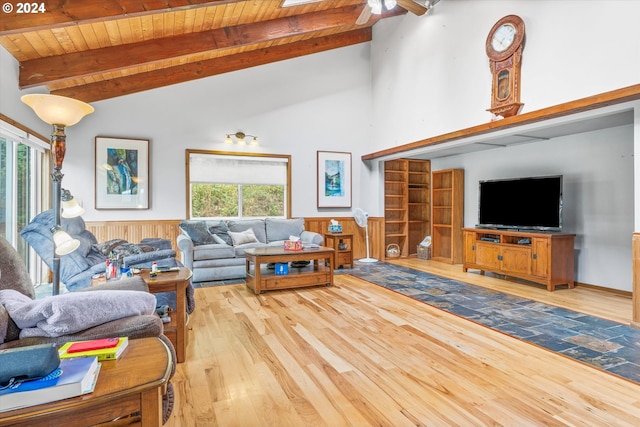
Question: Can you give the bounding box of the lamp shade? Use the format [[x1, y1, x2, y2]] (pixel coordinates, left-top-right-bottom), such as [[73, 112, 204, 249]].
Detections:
[[52, 228, 80, 256], [61, 198, 85, 218], [21, 94, 94, 126]]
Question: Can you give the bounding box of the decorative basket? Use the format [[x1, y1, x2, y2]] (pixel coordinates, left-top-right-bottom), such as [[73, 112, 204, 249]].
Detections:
[[417, 245, 431, 260], [386, 243, 401, 258]]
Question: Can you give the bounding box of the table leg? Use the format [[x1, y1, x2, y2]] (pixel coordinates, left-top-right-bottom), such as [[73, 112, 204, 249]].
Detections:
[[140, 387, 162, 427], [175, 280, 186, 363]]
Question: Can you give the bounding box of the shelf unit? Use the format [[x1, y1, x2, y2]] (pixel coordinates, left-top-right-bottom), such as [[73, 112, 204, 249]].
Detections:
[[384, 159, 430, 258], [431, 169, 464, 264]]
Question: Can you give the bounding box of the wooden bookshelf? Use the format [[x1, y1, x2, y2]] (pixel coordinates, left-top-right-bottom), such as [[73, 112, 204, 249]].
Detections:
[[384, 159, 430, 258], [431, 169, 464, 264]]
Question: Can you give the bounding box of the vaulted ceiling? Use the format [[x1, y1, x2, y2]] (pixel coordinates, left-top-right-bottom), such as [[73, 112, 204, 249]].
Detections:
[[0, 0, 426, 103]]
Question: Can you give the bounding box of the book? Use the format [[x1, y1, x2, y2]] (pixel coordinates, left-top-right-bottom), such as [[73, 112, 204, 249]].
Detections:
[[156, 266, 180, 273], [0, 356, 100, 412], [67, 337, 119, 353], [58, 337, 129, 361]]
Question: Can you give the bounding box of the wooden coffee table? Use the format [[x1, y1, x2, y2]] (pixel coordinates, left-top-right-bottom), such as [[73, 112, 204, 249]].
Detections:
[[245, 246, 334, 294], [0, 337, 172, 427]]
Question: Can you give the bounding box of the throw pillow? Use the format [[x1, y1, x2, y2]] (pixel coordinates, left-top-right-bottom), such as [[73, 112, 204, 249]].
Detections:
[[179, 220, 217, 246], [212, 234, 228, 245], [228, 219, 267, 243], [228, 228, 260, 246], [207, 220, 233, 245], [265, 217, 304, 242]]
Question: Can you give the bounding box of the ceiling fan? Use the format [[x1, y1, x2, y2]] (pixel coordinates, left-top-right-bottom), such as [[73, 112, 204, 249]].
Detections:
[[356, 0, 441, 25]]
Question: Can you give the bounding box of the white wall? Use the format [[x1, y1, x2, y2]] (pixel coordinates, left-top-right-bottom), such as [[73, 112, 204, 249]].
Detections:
[[0, 44, 375, 220], [370, 0, 640, 150]]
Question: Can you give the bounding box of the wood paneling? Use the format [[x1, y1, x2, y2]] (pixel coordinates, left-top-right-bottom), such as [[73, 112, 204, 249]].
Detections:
[[304, 216, 384, 261], [85, 220, 182, 253]]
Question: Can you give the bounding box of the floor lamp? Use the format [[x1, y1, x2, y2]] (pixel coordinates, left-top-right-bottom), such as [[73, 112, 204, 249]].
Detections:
[[21, 94, 94, 295]]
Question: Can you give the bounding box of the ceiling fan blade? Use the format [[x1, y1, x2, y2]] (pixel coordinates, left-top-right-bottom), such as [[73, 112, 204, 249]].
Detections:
[[397, 0, 429, 16], [356, 4, 372, 25]]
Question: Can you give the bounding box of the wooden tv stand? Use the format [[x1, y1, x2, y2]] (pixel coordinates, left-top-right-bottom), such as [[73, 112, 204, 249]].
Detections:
[[462, 228, 575, 291]]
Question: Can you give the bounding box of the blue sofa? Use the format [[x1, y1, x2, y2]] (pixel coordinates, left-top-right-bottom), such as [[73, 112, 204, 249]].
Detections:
[[177, 217, 323, 283]]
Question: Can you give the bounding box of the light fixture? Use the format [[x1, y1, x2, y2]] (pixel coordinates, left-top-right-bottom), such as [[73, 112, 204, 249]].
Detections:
[[21, 94, 94, 295], [368, 0, 397, 14], [225, 131, 258, 146], [61, 188, 85, 218], [368, 0, 382, 14], [51, 225, 80, 256]]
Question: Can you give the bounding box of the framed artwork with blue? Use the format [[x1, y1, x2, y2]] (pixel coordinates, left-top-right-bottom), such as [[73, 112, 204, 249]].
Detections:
[[95, 136, 149, 209], [317, 151, 351, 208]]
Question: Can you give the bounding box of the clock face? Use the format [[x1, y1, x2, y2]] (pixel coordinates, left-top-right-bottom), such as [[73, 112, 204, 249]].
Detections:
[[486, 15, 525, 61], [491, 24, 516, 52]]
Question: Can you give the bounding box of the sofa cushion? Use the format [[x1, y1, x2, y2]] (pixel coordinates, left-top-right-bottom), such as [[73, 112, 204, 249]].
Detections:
[[212, 234, 227, 244], [227, 220, 267, 243], [228, 228, 260, 246], [179, 220, 216, 246], [193, 244, 235, 261], [265, 217, 304, 243], [206, 220, 233, 245], [234, 242, 269, 257]]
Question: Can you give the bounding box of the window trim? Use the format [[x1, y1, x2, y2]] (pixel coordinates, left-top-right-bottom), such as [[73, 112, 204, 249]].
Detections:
[[1, 113, 50, 286], [185, 149, 292, 219]]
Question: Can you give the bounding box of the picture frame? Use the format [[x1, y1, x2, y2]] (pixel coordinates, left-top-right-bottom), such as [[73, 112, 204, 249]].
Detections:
[[317, 151, 351, 208], [95, 136, 149, 210]]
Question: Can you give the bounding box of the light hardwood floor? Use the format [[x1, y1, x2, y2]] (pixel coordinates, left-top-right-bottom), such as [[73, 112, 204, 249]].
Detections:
[[166, 260, 639, 426]]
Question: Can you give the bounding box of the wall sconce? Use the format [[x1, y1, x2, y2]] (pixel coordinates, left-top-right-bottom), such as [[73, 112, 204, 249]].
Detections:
[[224, 131, 258, 146], [21, 94, 94, 295]]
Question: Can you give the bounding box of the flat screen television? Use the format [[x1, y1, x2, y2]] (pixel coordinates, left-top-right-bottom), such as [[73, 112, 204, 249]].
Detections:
[[477, 175, 563, 231]]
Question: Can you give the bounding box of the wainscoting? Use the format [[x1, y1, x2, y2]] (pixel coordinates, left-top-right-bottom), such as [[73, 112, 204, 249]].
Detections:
[[85, 220, 182, 253], [84, 217, 386, 262]]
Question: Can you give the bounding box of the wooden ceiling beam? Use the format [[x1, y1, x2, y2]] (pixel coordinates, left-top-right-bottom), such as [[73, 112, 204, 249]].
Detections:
[[0, 0, 238, 35], [19, 4, 372, 88], [51, 29, 373, 103]]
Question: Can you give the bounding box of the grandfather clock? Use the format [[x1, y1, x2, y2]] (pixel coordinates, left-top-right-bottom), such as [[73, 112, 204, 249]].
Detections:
[[486, 15, 525, 118]]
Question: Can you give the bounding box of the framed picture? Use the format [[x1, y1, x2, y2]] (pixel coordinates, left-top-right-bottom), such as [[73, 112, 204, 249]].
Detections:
[[317, 151, 351, 208], [95, 136, 149, 210]]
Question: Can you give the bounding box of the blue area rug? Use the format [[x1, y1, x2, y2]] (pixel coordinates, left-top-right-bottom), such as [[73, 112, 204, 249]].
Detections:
[[342, 262, 640, 385]]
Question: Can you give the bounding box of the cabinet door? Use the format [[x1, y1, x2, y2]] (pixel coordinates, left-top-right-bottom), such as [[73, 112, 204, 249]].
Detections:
[[501, 246, 532, 275], [463, 231, 476, 264], [531, 238, 549, 278], [475, 242, 501, 270]]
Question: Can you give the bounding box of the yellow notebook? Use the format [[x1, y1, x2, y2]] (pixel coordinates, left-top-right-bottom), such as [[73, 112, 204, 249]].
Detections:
[[58, 337, 129, 361]]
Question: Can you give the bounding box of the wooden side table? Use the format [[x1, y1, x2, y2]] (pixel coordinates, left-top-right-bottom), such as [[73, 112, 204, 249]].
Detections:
[[0, 337, 172, 427], [139, 267, 192, 363], [324, 233, 354, 269]]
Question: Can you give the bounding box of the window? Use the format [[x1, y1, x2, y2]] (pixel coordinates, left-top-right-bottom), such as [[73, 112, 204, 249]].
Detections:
[[186, 150, 291, 219], [1, 114, 49, 284]]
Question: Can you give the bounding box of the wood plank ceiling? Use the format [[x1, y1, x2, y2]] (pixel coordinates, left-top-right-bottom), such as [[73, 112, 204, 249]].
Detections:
[[0, 0, 410, 103]]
